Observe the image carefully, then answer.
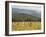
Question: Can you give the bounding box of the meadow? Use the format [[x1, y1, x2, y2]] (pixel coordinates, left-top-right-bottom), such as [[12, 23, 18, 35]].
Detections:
[[12, 22, 41, 31]]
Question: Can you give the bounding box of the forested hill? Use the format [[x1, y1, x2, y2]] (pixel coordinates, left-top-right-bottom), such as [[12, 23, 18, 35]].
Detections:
[[12, 13, 41, 22]]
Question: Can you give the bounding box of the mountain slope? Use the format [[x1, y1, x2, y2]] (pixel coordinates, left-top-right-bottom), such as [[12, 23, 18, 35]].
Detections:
[[12, 13, 41, 22], [12, 8, 41, 18]]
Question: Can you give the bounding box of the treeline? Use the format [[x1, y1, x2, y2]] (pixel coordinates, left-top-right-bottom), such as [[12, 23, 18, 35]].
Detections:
[[12, 19, 41, 22], [12, 14, 41, 22]]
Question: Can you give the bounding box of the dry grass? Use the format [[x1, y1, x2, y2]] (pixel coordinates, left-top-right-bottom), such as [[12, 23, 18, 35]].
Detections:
[[12, 22, 41, 31]]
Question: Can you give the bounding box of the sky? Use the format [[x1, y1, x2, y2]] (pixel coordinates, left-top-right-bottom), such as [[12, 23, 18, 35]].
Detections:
[[12, 5, 41, 13]]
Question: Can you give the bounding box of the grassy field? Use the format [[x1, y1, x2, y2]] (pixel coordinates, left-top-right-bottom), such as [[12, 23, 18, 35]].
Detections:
[[12, 22, 41, 31]]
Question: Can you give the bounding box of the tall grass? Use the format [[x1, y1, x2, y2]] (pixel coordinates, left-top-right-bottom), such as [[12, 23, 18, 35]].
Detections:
[[12, 22, 41, 31]]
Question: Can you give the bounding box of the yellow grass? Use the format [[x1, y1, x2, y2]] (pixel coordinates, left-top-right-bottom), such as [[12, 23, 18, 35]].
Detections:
[[12, 22, 41, 31]]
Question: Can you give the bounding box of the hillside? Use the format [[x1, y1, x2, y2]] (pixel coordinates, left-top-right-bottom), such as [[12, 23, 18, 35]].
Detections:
[[12, 13, 41, 22], [12, 8, 41, 18]]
